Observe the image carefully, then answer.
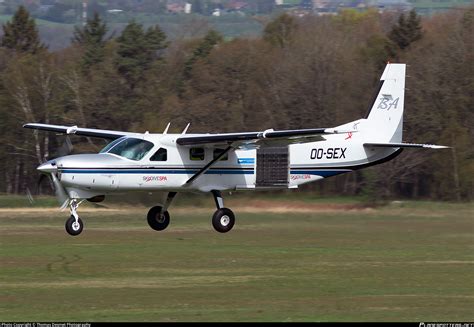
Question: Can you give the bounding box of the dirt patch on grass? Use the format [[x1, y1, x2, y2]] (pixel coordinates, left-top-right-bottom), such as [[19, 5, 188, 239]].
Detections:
[[231, 199, 373, 213], [0, 200, 374, 214], [0, 208, 121, 213], [0, 275, 282, 289]]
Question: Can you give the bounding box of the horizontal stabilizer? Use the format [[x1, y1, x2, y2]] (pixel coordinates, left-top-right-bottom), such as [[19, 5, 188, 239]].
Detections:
[[364, 142, 449, 149]]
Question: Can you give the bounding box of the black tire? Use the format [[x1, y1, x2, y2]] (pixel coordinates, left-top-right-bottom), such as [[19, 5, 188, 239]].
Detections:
[[147, 206, 170, 231], [65, 216, 83, 236], [212, 208, 235, 233]]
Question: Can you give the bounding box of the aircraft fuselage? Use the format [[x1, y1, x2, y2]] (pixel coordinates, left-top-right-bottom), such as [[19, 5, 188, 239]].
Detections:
[[38, 132, 399, 199]]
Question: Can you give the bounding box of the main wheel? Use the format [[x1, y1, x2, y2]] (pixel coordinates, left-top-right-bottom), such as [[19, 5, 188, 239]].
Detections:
[[147, 206, 170, 231], [212, 208, 235, 233], [65, 216, 83, 236]]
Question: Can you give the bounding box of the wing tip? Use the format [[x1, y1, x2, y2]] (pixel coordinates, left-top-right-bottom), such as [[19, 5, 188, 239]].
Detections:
[[424, 144, 451, 149]]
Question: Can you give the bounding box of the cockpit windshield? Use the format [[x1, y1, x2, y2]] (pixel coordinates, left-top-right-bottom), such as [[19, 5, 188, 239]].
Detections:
[[99, 137, 126, 154], [100, 137, 154, 161]]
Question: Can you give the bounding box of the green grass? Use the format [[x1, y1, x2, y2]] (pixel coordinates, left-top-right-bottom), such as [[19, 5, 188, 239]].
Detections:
[[0, 201, 473, 321], [0, 191, 470, 209], [0, 194, 59, 208]]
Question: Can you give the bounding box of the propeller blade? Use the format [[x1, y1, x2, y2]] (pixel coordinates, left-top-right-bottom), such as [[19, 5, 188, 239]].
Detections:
[[50, 172, 69, 208], [26, 187, 34, 205], [26, 170, 53, 205], [36, 173, 50, 195], [34, 161, 68, 209], [56, 136, 73, 157]]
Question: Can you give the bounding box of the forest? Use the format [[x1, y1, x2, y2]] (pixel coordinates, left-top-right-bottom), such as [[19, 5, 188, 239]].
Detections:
[[0, 5, 472, 201]]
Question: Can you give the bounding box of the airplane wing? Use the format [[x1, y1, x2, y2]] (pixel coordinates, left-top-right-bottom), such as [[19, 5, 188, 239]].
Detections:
[[364, 142, 450, 149], [176, 127, 352, 148], [23, 123, 138, 140]]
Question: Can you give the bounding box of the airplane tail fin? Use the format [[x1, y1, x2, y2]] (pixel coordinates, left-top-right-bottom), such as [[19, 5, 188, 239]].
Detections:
[[333, 63, 448, 149], [363, 63, 406, 143]]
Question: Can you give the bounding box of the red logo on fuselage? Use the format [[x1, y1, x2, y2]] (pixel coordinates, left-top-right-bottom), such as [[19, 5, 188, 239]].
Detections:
[[143, 176, 168, 182]]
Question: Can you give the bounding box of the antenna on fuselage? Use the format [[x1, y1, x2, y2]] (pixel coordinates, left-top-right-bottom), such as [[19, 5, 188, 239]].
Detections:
[[181, 123, 190, 135], [163, 122, 171, 135]]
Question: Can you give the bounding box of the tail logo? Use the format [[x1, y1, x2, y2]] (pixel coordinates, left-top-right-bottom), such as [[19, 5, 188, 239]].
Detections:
[[378, 94, 399, 110]]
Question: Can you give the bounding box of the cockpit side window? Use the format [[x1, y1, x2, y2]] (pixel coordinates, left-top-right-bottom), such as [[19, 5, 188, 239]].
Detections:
[[107, 138, 154, 161], [150, 148, 167, 161]]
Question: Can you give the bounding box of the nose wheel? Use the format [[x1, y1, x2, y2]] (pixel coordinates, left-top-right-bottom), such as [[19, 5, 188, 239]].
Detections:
[[65, 199, 85, 236], [65, 215, 84, 236]]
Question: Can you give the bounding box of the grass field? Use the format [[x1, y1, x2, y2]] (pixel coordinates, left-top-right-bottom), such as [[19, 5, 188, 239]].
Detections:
[[0, 197, 473, 322]]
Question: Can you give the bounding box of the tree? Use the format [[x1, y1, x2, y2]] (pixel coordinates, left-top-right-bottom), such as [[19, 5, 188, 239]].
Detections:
[[360, 35, 397, 69], [72, 12, 108, 70], [263, 13, 297, 48], [146, 25, 168, 54], [401, 8, 473, 200], [180, 39, 277, 132], [0, 52, 60, 194], [0, 5, 469, 200], [115, 20, 167, 89], [388, 9, 423, 50], [183, 29, 223, 80], [1, 5, 46, 54]]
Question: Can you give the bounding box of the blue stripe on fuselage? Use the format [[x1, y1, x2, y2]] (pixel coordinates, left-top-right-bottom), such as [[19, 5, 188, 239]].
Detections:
[[61, 168, 350, 178], [62, 169, 254, 175]]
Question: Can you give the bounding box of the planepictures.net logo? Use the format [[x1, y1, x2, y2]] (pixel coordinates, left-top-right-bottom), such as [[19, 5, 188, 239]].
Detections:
[[420, 323, 474, 327]]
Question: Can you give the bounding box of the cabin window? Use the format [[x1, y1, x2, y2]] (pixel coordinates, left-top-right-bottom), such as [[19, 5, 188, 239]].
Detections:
[[150, 148, 167, 161], [213, 148, 228, 161], [190, 148, 205, 161], [106, 138, 154, 161]]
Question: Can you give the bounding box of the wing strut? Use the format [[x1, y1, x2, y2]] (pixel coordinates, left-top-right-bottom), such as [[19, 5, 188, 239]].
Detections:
[[184, 146, 234, 186]]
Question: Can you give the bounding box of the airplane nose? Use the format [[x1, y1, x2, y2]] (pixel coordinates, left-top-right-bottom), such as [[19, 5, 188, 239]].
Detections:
[[37, 160, 58, 173]]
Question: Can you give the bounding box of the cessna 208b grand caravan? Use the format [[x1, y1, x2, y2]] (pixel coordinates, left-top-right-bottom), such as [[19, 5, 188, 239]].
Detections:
[[24, 63, 447, 236]]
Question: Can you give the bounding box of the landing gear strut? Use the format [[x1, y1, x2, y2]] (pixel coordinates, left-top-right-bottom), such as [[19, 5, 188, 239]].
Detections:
[[211, 190, 235, 233], [145, 191, 235, 233], [147, 192, 177, 231], [65, 199, 84, 236]]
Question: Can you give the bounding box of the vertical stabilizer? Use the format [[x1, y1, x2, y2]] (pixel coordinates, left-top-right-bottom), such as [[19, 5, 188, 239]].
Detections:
[[364, 63, 406, 143]]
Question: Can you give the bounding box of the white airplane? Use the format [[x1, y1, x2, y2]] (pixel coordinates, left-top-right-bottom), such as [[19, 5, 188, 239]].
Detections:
[[24, 63, 448, 236]]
